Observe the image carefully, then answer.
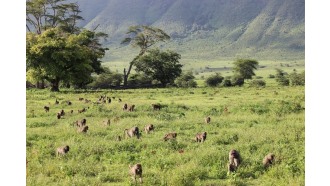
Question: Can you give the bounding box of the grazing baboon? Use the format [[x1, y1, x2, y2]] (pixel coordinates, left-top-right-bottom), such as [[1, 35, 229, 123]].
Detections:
[[117, 136, 122, 141], [128, 105, 135, 112], [103, 119, 110, 126], [152, 104, 161, 111], [79, 98, 84, 101], [67, 101, 72, 105], [78, 108, 86, 113], [60, 109, 65, 116], [144, 124, 154, 134], [263, 153, 275, 168], [123, 103, 128, 111], [56, 145, 70, 156], [75, 119, 86, 127], [195, 132, 207, 142], [205, 116, 211, 124], [57, 112, 61, 119], [55, 99, 59, 104], [124, 127, 140, 139], [129, 163, 143, 183], [78, 125, 89, 133], [108, 98, 111, 103], [44, 106, 50, 112], [163, 132, 177, 141], [118, 98, 122, 102], [228, 149, 241, 172], [70, 110, 73, 114]]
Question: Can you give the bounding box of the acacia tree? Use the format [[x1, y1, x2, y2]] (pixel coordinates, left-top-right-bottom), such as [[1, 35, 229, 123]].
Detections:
[[26, 28, 107, 91], [135, 49, 182, 86], [121, 25, 170, 86], [233, 59, 259, 80]]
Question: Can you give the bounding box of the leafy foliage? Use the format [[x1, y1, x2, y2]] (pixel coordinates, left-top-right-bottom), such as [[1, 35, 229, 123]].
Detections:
[[249, 80, 266, 88], [275, 68, 290, 86], [233, 59, 259, 80], [289, 70, 305, 86], [175, 71, 197, 88], [205, 73, 224, 87]]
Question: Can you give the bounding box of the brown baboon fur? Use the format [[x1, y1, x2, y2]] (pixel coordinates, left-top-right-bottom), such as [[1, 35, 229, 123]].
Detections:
[[129, 164, 143, 183], [263, 153, 275, 168], [60, 109, 65, 116], [128, 105, 135, 112], [228, 149, 241, 172], [108, 98, 111, 103], [152, 104, 161, 111], [70, 110, 74, 114], [67, 101, 72, 105], [44, 106, 50, 112], [78, 108, 86, 113], [75, 119, 86, 127], [124, 127, 140, 139], [57, 113, 61, 119], [118, 98, 122, 102], [78, 125, 89, 133], [195, 132, 207, 142], [56, 145, 70, 156], [163, 132, 177, 141], [123, 103, 128, 111], [117, 136, 122, 141], [79, 98, 84, 101], [205, 116, 211, 124], [144, 124, 154, 134]]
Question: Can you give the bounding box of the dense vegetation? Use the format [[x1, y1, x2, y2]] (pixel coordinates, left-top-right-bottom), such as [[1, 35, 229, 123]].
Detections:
[[26, 86, 304, 185]]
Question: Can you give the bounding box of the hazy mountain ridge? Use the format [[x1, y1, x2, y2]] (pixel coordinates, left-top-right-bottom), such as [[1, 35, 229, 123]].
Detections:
[[74, 0, 304, 61]]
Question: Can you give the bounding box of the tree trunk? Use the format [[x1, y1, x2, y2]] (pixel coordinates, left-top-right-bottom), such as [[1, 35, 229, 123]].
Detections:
[[123, 68, 127, 87], [50, 79, 60, 92]]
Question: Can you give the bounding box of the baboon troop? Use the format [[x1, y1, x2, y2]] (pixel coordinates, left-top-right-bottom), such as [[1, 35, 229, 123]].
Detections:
[[195, 132, 207, 142], [75, 119, 86, 127], [205, 116, 211, 124], [163, 132, 177, 141], [128, 105, 135, 112], [129, 163, 143, 183], [152, 104, 161, 111], [123, 103, 128, 111], [78, 125, 89, 133], [125, 127, 140, 139], [44, 106, 50, 112], [228, 149, 241, 172], [263, 153, 275, 168], [56, 145, 70, 156], [144, 124, 154, 134]]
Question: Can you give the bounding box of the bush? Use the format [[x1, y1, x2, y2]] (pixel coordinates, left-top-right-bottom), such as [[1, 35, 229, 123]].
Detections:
[[175, 71, 197, 88], [231, 75, 244, 86], [127, 73, 152, 86], [205, 73, 224, 87], [289, 71, 305, 86], [88, 69, 123, 89], [275, 68, 290, 86], [222, 79, 232, 87], [249, 80, 266, 88]]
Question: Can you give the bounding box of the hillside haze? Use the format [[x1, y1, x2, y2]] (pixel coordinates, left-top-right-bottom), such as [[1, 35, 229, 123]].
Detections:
[[74, 0, 305, 61]]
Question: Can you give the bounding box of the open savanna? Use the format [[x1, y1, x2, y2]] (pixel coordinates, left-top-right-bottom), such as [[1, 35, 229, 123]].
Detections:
[[26, 86, 304, 186]]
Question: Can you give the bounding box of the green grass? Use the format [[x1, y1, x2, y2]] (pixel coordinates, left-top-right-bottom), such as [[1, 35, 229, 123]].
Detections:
[[26, 86, 304, 185]]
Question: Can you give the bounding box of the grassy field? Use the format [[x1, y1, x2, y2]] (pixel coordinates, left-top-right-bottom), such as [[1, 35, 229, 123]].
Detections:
[[26, 85, 304, 185]]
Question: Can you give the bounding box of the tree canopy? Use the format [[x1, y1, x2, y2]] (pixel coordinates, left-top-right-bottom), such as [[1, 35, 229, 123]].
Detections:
[[233, 59, 259, 80], [135, 49, 182, 86]]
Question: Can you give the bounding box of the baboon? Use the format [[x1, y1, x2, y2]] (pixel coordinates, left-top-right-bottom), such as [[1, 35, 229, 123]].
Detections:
[[108, 98, 111, 103], [124, 127, 140, 139], [78, 108, 86, 113], [57, 112, 61, 119], [67, 101, 72, 105], [60, 109, 65, 116], [118, 98, 122, 102], [56, 145, 70, 156], [128, 105, 135, 112], [144, 124, 154, 134], [103, 119, 110, 126], [78, 125, 89, 133], [152, 104, 161, 111], [55, 99, 59, 104], [163, 132, 177, 141], [70, 110, 74, 114], [195, 132, 207, 142], [263, 153, 275, 168], [44, 106, 50, 112], [123, 103, 128, 111], [75, 119, 86, 127], [228, 149, 241, 172], [79, 98, 84, 101], [129, 163, 143, 183], [205, 116, 211, 124], [116, 136, 122, 141]]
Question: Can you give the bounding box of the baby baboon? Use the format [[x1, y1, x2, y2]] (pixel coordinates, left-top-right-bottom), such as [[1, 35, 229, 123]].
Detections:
[[78, 98, 84, 101], [195, 132, 207, 142], [124, 126, 140, 139], [205, 116, 211, 124], [103, 119, 110, 126], [163, 132, 177, 141], [44, 106, 50, 112], [263, 153, 275, 168], [56, 145, 70, 156], [60, 109, 65, 116], [128, 105, 135, 112], [228, 149, 241, 172], [55, 99, 59, 105], [123, 103, 128, 111], [116, 136, 122, 141], [152, 104, 161, 111], [144, 124, 154, 134], [78, 125, 89, 133], [129, 163, 143, 183], [67, 101, 72, 105], [75, 119, 86, 127], [57, 112, 61, 119]]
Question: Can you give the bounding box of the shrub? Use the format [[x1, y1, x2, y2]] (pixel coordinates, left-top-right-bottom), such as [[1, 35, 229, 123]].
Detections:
[[289, 71, 305, 86], [205, 73, 224, 87], [175, 71, 197, 88], [231, 75, 244, 86], [127, 73, 152, 86]]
